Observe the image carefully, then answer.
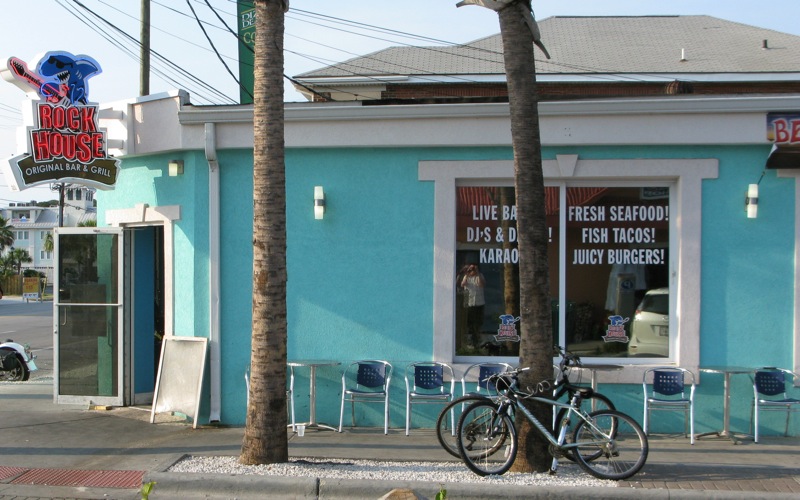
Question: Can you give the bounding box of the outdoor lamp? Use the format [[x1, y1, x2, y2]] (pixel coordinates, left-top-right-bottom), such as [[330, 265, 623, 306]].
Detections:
[[314, 186, 325, 219], [745, 183, 758, 219], [168, 160, 184, 176]]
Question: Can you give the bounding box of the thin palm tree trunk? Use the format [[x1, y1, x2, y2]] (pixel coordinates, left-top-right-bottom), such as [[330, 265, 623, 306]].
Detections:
[[240, 0, 289, 465], [497, 2, 554, 473]]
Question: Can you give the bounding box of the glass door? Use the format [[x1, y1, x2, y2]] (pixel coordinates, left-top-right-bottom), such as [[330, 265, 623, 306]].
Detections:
[[54, 227, 124, 405]]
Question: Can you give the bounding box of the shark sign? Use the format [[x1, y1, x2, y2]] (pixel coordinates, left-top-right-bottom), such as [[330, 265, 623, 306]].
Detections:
[[1, 51, 119, 191]]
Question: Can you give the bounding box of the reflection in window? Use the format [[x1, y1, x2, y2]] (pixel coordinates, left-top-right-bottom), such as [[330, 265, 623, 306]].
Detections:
[[455, 186, 559, 357], [565, 187, 670, 358], [58, 233, 118, 303], [454, 185, 670, 359]]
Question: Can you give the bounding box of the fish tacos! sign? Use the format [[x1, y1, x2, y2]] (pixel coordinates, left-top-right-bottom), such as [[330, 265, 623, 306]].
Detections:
[[1, 51, 119, 190]]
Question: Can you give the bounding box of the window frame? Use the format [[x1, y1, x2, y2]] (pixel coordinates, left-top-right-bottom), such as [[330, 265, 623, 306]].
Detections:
[[419, 156, 718, 384]]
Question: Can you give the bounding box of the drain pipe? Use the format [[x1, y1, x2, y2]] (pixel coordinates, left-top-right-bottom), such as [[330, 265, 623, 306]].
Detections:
[[205, 122, 221, 422]]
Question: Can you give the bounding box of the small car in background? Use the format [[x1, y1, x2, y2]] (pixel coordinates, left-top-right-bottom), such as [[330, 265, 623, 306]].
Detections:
[[627, 287, 669, 357]]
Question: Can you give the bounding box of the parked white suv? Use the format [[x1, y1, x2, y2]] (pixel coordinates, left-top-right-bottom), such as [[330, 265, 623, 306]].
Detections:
[[627, 288, 669, 358]]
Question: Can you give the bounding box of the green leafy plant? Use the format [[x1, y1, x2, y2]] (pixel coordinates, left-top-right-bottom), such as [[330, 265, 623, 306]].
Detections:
[[435, 484, 447, 500], [141, 481, 156, 500]]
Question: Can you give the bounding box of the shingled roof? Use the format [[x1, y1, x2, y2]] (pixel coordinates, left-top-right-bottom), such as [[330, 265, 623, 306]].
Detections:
[[295, 16, 800, 85]]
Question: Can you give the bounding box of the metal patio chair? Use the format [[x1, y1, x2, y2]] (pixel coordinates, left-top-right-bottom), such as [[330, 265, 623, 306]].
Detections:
[[405, 361, 454, 436], [339, 360, 393, 434], [751, 367, 800, 443], [643, 367, 696, 444]]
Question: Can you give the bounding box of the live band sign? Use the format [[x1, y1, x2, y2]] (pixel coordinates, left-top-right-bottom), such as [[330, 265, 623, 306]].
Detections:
[[1, 51, 119, 190]]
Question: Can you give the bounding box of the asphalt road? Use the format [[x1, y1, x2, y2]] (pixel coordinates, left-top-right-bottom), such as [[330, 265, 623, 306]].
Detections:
[[0, 296, 54, 380]]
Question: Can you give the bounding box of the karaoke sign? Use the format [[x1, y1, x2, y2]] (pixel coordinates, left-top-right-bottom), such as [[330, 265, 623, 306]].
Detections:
[[1, 51, 119, 190]]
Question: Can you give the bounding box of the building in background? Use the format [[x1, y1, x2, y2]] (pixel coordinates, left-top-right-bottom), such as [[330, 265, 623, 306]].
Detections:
[[1, 186, 96, 282], [292, 16, 800, 102]]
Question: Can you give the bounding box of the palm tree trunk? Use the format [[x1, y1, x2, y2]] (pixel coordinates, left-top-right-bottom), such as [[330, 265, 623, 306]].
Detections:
[[240, 0, 289, 465], [497, 3, 553, 473]]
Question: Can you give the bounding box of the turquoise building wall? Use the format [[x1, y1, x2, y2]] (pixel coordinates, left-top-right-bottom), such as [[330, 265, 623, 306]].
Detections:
[[98, 142, 798, 438]]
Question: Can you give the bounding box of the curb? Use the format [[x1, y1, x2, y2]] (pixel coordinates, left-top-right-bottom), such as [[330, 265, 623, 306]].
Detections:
[[144, 472, 318, 499], [143, 472, 800, 499]]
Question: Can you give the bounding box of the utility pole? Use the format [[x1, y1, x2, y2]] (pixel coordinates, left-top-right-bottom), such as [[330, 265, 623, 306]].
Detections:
[[51, 183, 67, 227], [140, 0, 150, 96]]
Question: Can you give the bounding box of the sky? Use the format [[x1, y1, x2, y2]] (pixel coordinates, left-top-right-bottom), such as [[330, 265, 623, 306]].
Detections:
[[2, 0, 800, 204]]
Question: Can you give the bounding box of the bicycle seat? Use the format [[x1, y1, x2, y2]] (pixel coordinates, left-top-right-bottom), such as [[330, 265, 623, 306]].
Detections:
[[572, 385, 595, 399]]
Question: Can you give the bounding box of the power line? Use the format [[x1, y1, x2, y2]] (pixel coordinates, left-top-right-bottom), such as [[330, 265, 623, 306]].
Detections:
[[194, 0, 252, 100], [200, 0, 329, 101], [100, 0, 239, 64], [0, 104, 22, 115], [62, 0, 237, 104], [5, 1, 674, 112], [283, 8, 668, 91], [55, 0, 204, 99]]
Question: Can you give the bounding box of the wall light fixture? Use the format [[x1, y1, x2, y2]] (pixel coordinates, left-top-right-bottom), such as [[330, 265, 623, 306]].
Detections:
[[314, 186, 325, 219], [168, 160, 184, 176], [745, 183, 758, 219]]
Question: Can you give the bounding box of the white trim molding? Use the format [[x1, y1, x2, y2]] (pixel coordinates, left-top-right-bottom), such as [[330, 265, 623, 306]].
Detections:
[[777, 170, 800, 379], [420, 157, 718, 385], [105, 204, 181, 337]]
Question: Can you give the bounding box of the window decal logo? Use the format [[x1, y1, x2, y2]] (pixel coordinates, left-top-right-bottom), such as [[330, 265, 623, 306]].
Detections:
[[495, 314, 521, 343], [603, 315, 630, 343]]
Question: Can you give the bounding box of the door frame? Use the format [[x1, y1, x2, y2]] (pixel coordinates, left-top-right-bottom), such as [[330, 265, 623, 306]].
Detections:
[[107, 204, 180, 405], [105, 204, 180, 339]]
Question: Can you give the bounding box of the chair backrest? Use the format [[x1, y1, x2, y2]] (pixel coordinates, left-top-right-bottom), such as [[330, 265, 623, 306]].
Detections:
[[407, 362, 453, 394], [462, 362, 511, 395], [644, 367, 694, 399], [356, 361, 389, 389], [416, 364, 444, 390], [755, 369, 788, 397], [653, 369, 685, 396]]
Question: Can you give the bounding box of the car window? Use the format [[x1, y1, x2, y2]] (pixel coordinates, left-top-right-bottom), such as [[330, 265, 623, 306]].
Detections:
[[639, 293, 668, 315]]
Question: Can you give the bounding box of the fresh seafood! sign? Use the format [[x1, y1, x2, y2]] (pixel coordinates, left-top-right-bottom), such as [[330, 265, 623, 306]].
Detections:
[[1, 51, 119, 190]]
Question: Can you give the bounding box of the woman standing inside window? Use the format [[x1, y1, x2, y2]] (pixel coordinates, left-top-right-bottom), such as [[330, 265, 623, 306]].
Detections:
[[460, 264, 486, 348]]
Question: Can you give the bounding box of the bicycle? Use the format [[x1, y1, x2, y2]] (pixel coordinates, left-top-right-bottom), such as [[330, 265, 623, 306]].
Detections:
[[456, 367, 648, 481], [435, 347, 615, 458]]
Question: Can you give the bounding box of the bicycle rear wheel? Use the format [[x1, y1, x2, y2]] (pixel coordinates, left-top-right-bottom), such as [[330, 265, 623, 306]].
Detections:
[[456, 401, 517, 476], [555, 392, 616, 462], [571, 409, 648, 480], [436, 395, 488, 458]]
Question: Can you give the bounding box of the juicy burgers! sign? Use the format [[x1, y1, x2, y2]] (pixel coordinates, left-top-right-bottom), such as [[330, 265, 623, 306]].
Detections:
[[1, 51, 119, 190]]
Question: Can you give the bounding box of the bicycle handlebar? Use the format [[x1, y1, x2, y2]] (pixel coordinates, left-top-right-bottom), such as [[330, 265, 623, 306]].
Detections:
[[555, 345, 582, 371], [488, 346, 583, 397], [487, 366, 555, 398]]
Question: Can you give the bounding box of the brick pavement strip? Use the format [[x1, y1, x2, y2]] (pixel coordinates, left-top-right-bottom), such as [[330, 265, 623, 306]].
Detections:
[[621, 476, 800, 493]]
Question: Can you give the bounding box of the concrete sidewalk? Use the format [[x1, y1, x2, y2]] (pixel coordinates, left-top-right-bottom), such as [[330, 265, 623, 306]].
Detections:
[[1, 380, 800, 499]]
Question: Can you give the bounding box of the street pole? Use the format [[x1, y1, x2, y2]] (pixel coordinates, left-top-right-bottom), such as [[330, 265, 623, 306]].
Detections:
[[50, 183, 65, 227], [140, 0, 150, 96]]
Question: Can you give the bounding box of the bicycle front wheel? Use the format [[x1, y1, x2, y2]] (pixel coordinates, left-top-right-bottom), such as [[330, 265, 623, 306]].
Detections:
[[436, 395, 489, 458], [571, 410, 648, 480], [456, 401, 517, 476]]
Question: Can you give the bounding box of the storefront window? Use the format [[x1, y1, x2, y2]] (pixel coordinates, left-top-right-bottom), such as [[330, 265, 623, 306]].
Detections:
[[455, 185, 670, 359], [564, 186, 670, 358], [455, 186, 560, 357]]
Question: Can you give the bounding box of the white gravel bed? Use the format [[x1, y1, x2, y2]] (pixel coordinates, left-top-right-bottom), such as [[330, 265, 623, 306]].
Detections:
[[169, 455, 616, 487]]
